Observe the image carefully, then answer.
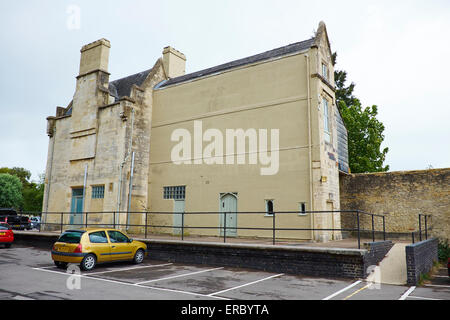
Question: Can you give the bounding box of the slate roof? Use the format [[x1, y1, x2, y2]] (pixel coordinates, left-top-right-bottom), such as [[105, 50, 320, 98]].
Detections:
[[108, 68, 153, 101], [336, 109, 350, 173], [158, 38, 315, 88], [107, 37, 315, 99]]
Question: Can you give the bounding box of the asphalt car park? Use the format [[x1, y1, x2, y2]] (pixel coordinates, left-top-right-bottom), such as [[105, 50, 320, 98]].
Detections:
[[0, 244, 448, 301]]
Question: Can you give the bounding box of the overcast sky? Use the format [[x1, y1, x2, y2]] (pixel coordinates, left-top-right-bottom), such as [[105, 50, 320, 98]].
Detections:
[[1, 0, 449, 181]]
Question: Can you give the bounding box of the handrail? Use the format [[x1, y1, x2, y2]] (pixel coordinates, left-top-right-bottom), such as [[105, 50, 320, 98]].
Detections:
[[20, 209, 393, 249]]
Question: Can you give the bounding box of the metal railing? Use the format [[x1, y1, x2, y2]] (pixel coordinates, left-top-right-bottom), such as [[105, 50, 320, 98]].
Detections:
[[411, 214, 433, 244], [19, 210, 388, 249]]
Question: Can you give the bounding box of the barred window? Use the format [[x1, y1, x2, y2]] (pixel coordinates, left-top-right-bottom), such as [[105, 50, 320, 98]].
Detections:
[[163, 186, 185, 200], [92, 185, 105, 199]]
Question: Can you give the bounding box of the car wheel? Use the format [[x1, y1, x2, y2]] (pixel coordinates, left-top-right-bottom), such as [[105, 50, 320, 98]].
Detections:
[[133, 249, 145, 264], [54, 261, 68, 269], [80, 254, 96, 271]]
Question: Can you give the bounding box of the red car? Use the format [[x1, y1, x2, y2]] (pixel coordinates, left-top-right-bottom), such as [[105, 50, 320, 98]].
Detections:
[[0, 223, 14, 248]]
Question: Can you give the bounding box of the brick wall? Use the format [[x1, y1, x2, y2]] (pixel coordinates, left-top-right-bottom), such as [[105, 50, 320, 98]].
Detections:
[[340, 168, 450, 241], [147, 239, 393, 279], [405, 238, 439, 286]]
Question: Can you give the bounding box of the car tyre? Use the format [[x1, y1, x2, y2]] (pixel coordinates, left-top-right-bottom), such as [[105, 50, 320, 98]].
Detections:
[[133, 249, 145, 264], [80, 253, 96, 271]]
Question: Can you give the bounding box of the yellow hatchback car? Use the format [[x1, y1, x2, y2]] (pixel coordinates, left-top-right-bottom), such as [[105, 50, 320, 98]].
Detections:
[[51, 228, 147, 271]]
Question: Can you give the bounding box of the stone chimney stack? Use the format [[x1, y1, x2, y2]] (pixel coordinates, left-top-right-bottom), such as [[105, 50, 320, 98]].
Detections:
[[162, 46, 186, 79], [70, 38, 111, 143], [79, 38, 111, 76]]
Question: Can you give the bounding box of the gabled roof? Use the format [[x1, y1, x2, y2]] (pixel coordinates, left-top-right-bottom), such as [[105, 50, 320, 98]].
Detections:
[[106, 22, 328, 97], [313, 21, 333, 58], [158, 38, 315, 89]]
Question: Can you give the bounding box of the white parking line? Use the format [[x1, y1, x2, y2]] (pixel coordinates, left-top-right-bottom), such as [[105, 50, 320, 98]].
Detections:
[[31, 266, 227, 300], [32, 267, 71, 276], [142, 284, 231, 300], [322, 280, 362, 300], [208, 273, 284, 297], [399, 286, 416, 300], [13, 295, 35, 300], [407, 296, 443, 301], [134, 267, 224, 285], [86, 263, 173, 275]]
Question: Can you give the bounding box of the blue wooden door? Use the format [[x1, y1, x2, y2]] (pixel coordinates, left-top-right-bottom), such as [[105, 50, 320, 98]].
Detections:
[[220, 193, 237, 237], [70, 188, 84, 226], [173, 200, 185, 235]]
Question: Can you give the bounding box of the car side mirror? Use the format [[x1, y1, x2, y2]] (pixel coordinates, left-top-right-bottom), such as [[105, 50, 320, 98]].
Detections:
[[129, 238, 133, 243]]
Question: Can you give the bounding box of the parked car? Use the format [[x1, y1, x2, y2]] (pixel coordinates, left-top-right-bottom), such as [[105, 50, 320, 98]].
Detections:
[[0, 208, 31, 230], [51, 228, 147, 271], [0, 223, 14, 248], [30, 216, 41, 230], [448, 257, 449, 277]]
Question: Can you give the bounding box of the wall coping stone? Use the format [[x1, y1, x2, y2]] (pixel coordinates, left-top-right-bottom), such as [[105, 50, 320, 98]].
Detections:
[[15, 231, 366, 256]]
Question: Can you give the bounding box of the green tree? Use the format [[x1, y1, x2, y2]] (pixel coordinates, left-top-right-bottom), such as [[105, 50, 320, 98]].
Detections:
[[22, 180, 44, 212], [0, 173, 24, 209], [0, 167, 32, 188], [332, 53, 389, 173], [0, 167, 44, 212]]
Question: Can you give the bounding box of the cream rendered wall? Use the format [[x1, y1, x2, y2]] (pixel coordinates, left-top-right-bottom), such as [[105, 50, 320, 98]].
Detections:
[[148, 53, 315, 239]]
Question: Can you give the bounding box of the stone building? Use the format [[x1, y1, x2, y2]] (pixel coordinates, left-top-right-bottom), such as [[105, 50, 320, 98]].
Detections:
[[42, 22, 350, 242]]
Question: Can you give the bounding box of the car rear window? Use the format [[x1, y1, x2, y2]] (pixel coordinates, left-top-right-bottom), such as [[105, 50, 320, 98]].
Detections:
[[57, 230, 85, 243]]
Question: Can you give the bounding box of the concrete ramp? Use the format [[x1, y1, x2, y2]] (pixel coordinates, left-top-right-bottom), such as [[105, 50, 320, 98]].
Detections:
[[367, 243, 407, 285]]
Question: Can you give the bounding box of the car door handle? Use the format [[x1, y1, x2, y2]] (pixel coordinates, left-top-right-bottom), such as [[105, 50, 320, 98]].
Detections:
[[111, 246, 116, 248]]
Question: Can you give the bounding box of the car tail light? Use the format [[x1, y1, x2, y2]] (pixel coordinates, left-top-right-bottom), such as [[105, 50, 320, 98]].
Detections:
[[74, 244, 82, 253]]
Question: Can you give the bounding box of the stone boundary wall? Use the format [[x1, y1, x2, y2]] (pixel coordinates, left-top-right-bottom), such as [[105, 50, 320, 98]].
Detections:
[[340, 168, 450, 241], [405, 238, 439, 286], [14, 232, 392, 280]]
